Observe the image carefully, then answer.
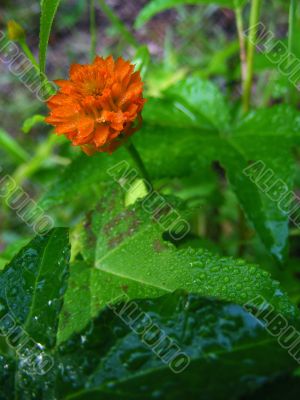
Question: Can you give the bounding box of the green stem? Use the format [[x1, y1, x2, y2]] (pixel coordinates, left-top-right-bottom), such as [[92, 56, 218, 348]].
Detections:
[[288, 0, 297, 57], [235, 2, 247, 85], [0, 128, 30, 164], [18, 37, 51, 91], [125, 140, 152, 187], [18, 38, 39, 69], [242, 0, 262, 113], [238, 0, 262, 255], [97, 0, 138, 49], [288, 0, 298, 104], [90, 0, 97, 61], [13, 134, 57, 186]]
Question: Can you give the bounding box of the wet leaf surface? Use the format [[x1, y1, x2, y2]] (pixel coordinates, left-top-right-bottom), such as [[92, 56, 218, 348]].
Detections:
[[56, 292, 297, 400], [58, 186, 296, 342]]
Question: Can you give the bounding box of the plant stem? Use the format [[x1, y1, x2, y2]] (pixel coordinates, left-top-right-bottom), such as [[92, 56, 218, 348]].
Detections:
[[18, 36, 52, 91], [18, 38, 39, 69], [288, 0, 298, 104], [90, 0, 97, 62], [288, 0, 297, 57], [0, 128, 29, 164], [237, 208, 247, 257], [242, 0, 262, 113], [235, 2, 247, 85], [125, 140, 152, 188], [97, 0, 139, 49], [238, 0, 262, 255]]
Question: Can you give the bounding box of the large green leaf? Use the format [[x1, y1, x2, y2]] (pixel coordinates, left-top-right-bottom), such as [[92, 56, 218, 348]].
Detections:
[[0, 228, 70, 399], [39, 0, 61, 74], [0, 228, 70, 348], [57, 293, 296, 399], [229, 105, 300, 261], [242, 376, 300, 400], [163, 76, 230, 132], [219, 137, 295, 263], [142, 97, 203, 128], [37, 123, 220, 213], [154, 118, 294, 263], [0, 355, 14, 398], [227, 136, 295, 263], [135, 0, 246, 29], [37, 148, 129, 211], [0, 238, 30, 271], [140, 101, 299, 263], [58, 261, 92, 344], [58, 185, 296, 342]]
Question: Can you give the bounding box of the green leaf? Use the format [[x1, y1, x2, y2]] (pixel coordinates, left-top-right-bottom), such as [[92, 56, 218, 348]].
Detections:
[[143, 97, 211, 129], [37, 148, 128, 211], [57, 293, 296, 399], [218, 138, 295, 263], [142, 104, 298, 263], [163, 76, 231, 132], [140, 100, 298, 263], [242, 376, 300, 400], [36, 127, 214, 212], [58, 186, 295, 342], [0, 228, 70, 398], [135, 0, 246, 29], [234, 137, 295, 263], [0, 355, 14, 399], [57, 261, 91, 344], [0, 238, 30, 271], [37, 131, 293, 263], [0, 228, 70, 348], [229, 105, 300, 261], [0, 128, 29, 163], [39, 0, 61, 74]]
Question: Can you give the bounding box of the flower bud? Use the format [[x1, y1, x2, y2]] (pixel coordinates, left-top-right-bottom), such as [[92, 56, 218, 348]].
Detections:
[[7, 20, 25, 41]]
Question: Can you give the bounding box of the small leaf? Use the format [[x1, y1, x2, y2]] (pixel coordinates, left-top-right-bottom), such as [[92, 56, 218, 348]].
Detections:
[[39, 0, 61, 74]]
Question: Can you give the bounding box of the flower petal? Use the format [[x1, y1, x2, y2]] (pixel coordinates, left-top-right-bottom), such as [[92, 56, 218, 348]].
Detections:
[[77, 116, 95, 138], [94, 125, 110, 147]]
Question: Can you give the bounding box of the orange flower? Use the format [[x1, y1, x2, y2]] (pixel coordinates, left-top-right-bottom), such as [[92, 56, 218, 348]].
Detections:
[[45, 56, 146, 155]]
